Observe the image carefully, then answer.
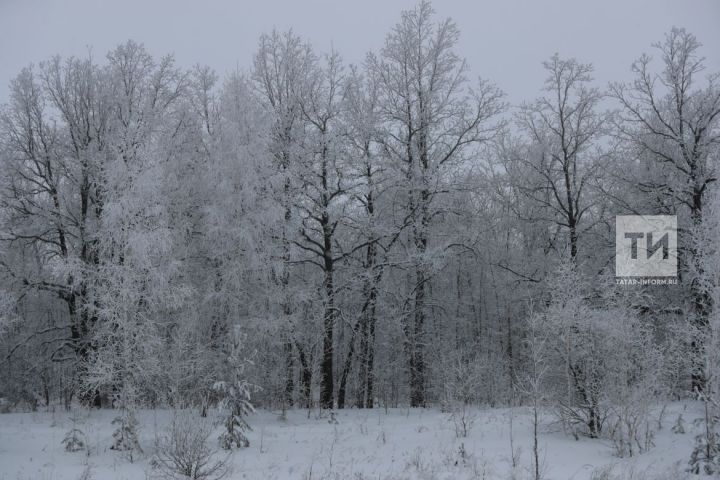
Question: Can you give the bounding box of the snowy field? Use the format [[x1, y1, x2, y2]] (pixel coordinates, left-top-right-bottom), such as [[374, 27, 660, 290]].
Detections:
[[0, 403, 703, 480]]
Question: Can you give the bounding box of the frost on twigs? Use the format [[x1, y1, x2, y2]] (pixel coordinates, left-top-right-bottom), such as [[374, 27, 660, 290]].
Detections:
[[150, 410, 229, 480], [440, 355, 482, 438]]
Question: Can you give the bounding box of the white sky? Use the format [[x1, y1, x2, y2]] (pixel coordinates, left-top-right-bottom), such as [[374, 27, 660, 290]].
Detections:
[[1, 0, 719, 106]]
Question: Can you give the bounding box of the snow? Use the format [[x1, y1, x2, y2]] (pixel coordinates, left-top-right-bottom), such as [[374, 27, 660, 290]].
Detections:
[[0, 403, 701, 480]]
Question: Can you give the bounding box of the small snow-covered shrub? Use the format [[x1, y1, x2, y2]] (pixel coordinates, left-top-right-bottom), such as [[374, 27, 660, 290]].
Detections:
[[405, 447, 429, 473], [688, 412, 720, 476], [151, 410, 228, 480], [600, 311, 663, 458], [606, 401, 655, 458], [591, 463, 690, 480], [111, 410, 143, 460], [214, 331, 254, 450], [688, 394, 720, 475], [62, 410, 87, 453], [441, 356, 481, 438], [672, 414, 686, 434], [63, 426, 87, 452], [449, 403, 476, 439], [539, 264, 664, 446]]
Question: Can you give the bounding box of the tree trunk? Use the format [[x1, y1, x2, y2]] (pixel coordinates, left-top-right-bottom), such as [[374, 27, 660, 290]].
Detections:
[[283, 340, 294, 407], [409, 185, 429, 408], [297, 346, 312, 409], [357, 278, 378, 408], [410, 264, 426, 407], [337, 323, 358, 409], [320, 208, 335, 409], [690, 198, 711, 393]]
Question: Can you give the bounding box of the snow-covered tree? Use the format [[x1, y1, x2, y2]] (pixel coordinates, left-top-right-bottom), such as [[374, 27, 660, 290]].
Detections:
[[611, 28, 720, 392], [367, 0, 504, 406], [214, 329, 254, 449]]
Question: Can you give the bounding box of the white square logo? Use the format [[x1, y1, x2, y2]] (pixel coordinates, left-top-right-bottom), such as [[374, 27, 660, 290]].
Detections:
[[615, 215, 677, 278]]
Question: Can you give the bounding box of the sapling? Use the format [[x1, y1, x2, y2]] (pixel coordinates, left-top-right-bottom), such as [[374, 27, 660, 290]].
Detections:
[[515, 305, 548, 480], [214, 330, 254, 449], [62, 410, 87, 453], [688, 391, 720, 475], [672, 414, 686, 435], [110, 409, 143, 460]]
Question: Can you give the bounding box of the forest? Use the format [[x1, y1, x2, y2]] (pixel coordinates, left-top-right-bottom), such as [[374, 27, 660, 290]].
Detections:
[[0, 2, 719, 479]]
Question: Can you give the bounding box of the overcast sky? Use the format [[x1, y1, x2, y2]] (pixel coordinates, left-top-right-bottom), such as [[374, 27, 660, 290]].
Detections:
[[1, 0, 719, 106]]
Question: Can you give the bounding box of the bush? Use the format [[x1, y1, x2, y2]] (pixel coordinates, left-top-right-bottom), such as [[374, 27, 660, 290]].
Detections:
[[63, 427, 87, 452], [606, 401, 654, 458], [110, 410, 143, 460], [62, 410, 87, 453], [440, 356, 481, 438], [688, 429, 720, 475], [151, 410, 229, 480]]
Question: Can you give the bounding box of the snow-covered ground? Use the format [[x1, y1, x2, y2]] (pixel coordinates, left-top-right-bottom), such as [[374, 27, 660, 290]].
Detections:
[[0, 402, 702, 480]]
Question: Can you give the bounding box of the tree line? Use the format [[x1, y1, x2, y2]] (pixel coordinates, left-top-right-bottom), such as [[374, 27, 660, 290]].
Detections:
[[0, 0, 719, 467]]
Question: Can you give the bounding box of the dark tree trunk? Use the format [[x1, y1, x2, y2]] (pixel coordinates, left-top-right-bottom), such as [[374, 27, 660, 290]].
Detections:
[[284, 340, 294, 407], [357, 279, 378, 408], [356, 183, 381, 409], [410, 272, 426, 408], [297, 346, 312, 409], [409, 185, 429, 408], [319, 204, 336, 409], [337, 323, 358, 409], [690, 195, 711, 393]]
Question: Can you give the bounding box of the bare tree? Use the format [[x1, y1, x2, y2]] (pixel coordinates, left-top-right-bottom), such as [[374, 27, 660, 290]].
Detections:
[[611, 28, 720, 392], [252, 30, 316, 408], [0, 57, 109, 405], [368, 0, 504, 406], [516, 305, 548, 480], [512, 54, 607, 261]]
